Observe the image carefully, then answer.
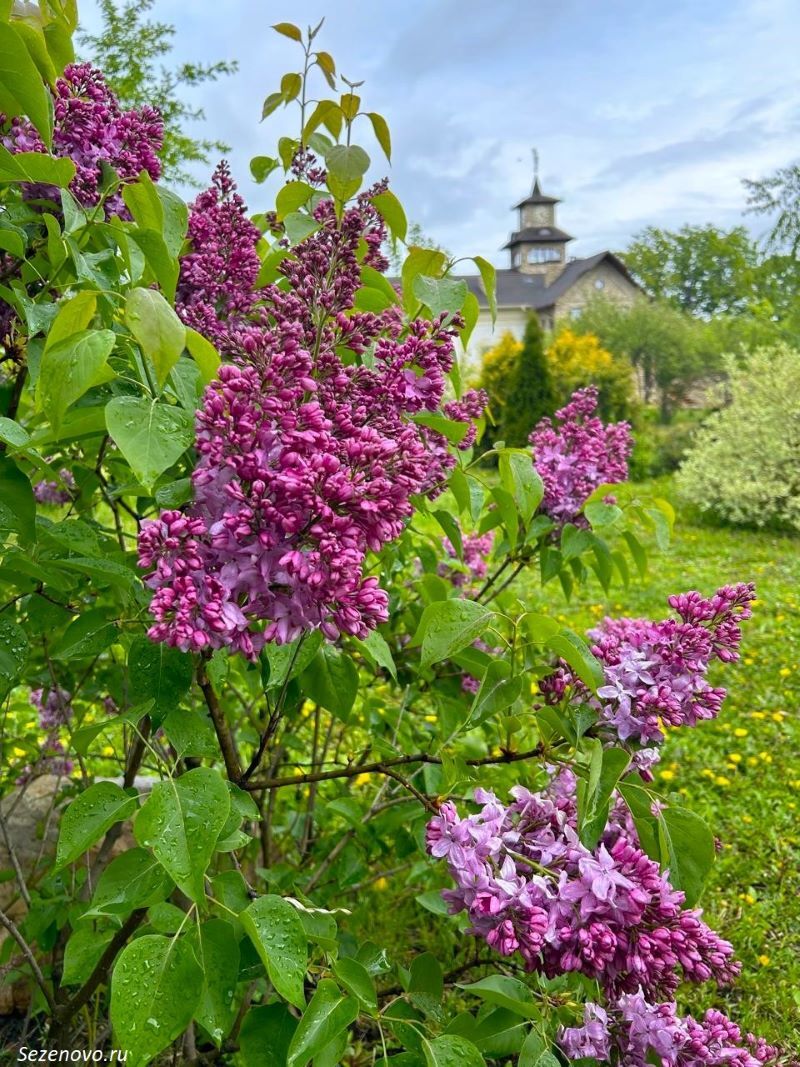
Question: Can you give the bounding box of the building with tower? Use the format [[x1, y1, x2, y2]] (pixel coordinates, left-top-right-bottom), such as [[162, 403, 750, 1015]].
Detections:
[[461, 166, 641, 361]]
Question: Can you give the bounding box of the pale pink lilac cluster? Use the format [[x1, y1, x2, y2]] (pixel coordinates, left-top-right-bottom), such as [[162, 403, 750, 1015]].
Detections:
[[426, 784, 738, 1002], [559, 994, 796, 1066], [139, 168, 485, 656], [529, 385, 631, 527], [541, 584, 755, 759], [1, 63, 162, 216]]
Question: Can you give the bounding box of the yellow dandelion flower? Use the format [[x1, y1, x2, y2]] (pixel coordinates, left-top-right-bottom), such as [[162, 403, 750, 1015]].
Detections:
[[701, 768, 716, 779], [779, 667, 791, 678], [660, 769, 676, 782], [758, 751, 773, 764], [715, 775, 731, 787], [758, 955, 770, 966], [424, 714, 437, 723], [733, 728, 748, 738], [12, 745, 27, 758], [728, 753, 742, 764], [744, 657, 754, 666], [741, 814, 752, 823], [374, 877, 389, 891], [771, 712, 785, 722], [750, 711, 766, 720], [744, 893, 756, 904], [101, 745, 115, 757], [353, 773, 372, 787]]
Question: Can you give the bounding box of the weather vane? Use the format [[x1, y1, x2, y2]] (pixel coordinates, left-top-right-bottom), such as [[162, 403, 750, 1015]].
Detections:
[[532, 147, 539, 184]]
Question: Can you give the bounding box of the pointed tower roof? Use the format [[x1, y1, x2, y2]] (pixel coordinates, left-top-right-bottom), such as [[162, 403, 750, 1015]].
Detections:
[[513, 177, 560, 210]]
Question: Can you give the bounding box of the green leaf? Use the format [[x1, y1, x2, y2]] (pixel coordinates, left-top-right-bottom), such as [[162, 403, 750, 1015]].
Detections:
[[45, 290, 97, 350], [466, 659, 523, 729], [300, 644, 359, 721], [273, 21, 303, 41], [0, 22, 53, 144], [412, 412, 469, 446], [489, 485, 518, 551], [0, 619, 27, 699], [352, 629, 397, 681], [412, 275, 467, 318], [134, 767, 231, 903], [618, 780, 660, 860], [471, 256, 497, 325], [0, 455, 35, 544], [275, 180, 315, 218], [191, 919, 240, 1046], [162, 705, 218, 759], [105, 396, 194, 491], [264, 631, 323, 691], [52, 609, 118, 661], [283, 210, 321, 244], [240, 1003, 298, 1067], [73, 705, 150, 760], [401, 247, 446, 313], [56, 782, 137, 869], [0, 145, 74, 186], [125, 287, 186, 389], [184, 327, 220, 385], [499, 450, 543, 525], [128, 228, 179, 301], [250, 155, 280, 183], [242, 894, 308, 1010], [367, 112, 391, 160], [456, 976, 538, 1018], [372, 189, 407, 242], [656, 804, 715, 907], [326, 144, 370, 183], [88, 846, 174, 917], [37, 329, 116, 434], [546, 629, 605, 692], [518, 1030, 545, 1067], [62, 926, 114, 986], [414, 599, 496, 671], [409, 951, 443, 1015], [110, 935, 203, 1067], [422, 1035, 485, 1067], [287, 978, 359, 1067], [333, 957, 377, 1013], [0, 417, 30, 450], [127, 636, 192, 717], [576, 741, 630, 849]]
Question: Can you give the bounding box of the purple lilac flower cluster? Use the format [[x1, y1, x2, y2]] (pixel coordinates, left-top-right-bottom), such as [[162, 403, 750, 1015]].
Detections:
[[16, 688, 75, 783], [1, 63, 162, 216], [528, 385, 632, 527], [444, 388, 488, 451], [541, 584, 755, 761], [559, 995, 797, 1066], [426, 784, 738, 1002], [30, 686, 73, 730], [439, 532, 495, 590], [33, 467, 76, 505], [139, 167, 486, 656]]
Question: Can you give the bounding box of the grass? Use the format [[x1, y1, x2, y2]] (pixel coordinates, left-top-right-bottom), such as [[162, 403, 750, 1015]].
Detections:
[[529, 478, 800, 1048]]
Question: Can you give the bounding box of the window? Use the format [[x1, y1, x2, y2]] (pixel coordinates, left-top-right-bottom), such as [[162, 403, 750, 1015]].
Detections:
[[594, 278, 605, 290], [527, 247, 560, 264], [569, 307, 581, 320], [512, 251, 521, 267]]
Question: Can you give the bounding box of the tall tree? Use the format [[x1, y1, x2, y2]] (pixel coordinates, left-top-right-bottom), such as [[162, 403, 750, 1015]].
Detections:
[[622, 224, 759, 317], [743, 161, 800, 253], [79, 0, 237, 185], [500, 315, 555, 447]]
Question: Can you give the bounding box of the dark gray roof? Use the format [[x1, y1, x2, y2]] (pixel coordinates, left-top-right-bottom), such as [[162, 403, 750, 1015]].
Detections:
[[512, 178, 560, 209], [503, 225, 573, 248], [461, 252, 639, 311]]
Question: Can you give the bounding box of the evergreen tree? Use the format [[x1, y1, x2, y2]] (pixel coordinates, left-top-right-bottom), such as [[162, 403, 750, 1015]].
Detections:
[[500, 315, 555, 446]]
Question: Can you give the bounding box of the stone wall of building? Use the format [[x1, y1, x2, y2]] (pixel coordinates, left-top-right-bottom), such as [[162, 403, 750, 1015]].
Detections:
[[553, 261, 640, 322]]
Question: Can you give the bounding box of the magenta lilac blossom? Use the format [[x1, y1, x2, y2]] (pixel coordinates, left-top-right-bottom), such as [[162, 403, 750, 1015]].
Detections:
[[529, 385, 631, 526]]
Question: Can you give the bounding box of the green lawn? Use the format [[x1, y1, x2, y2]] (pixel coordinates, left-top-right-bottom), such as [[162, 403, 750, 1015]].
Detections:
[[531, 479, 800, 1047]]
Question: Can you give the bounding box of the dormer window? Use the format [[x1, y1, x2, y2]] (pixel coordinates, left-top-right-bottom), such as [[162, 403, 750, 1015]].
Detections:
[[527, 247, 560, 264]]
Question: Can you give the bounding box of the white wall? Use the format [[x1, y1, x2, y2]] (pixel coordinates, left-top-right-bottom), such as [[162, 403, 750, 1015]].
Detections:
[[462, 307, 529, 375]]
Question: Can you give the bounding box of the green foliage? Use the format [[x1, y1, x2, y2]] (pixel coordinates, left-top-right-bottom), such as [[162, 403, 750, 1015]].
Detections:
[[677, 344, 800, 530], [78, 0, 237, 184], [546, 326, 634, 420], [0, 11, 783, 1064], [486, 316, 555, 447]]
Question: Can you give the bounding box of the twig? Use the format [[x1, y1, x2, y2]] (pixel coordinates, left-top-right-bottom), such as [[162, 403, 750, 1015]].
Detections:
[[0, 906, 56, 1013], [245, 745, 545, 792], [198, 653, 242, 782]]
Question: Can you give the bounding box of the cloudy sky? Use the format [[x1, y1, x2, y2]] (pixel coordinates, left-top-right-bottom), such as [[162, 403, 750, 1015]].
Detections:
[[80, 0, 800, 267]]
